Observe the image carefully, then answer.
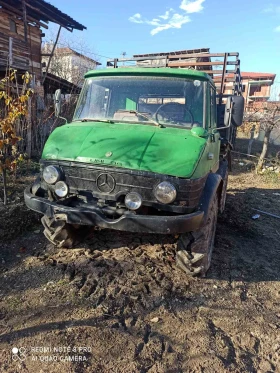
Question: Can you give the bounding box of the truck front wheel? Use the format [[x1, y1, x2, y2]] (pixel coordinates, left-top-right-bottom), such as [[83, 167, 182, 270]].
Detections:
[[176, 194, 218, 277], [41, 216, 90, 248]]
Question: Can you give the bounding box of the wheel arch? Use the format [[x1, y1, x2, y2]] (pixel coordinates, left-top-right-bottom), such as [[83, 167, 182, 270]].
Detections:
[[216, 159, 228, 213], [199, 160, 228, 223], [198, 172, 222, 226]]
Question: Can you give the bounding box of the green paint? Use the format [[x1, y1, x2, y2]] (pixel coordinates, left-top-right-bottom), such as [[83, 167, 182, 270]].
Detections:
[[126, 98, 136, 110], [42, 69, 219, 180], [191, 132, 220, 178], [42, 122, 207, 178], [191, 127, 208, 138], [85, 68, 212, 83]]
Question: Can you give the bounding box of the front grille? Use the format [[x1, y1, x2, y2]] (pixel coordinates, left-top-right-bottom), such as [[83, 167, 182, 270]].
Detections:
[[42, 161, 206, 210]]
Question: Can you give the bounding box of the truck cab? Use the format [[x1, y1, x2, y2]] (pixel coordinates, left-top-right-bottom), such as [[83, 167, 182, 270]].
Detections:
[[25, 56, 244, 276]]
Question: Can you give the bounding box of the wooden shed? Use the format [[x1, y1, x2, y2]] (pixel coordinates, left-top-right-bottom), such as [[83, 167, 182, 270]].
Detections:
[[0, 0, 86, 85], [0, 0, 86, 157]]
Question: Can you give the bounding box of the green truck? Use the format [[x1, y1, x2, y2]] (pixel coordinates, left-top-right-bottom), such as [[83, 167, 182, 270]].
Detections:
[[24, 51, 244, 276]]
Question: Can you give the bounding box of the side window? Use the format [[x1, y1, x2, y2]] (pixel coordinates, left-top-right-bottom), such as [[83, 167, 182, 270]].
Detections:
[[9, 19, 17, 34], [78, 82, 109, 119], [210, 87, 217, 128]]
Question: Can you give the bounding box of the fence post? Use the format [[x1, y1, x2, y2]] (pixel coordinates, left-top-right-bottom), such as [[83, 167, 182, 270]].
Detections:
[[26, 97, 32, 157]]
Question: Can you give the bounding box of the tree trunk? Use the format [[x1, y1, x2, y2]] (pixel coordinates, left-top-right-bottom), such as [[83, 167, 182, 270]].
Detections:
[[2, 168, 7, 205], [247, 124, 256, 157], [257, 129, 271, 172]]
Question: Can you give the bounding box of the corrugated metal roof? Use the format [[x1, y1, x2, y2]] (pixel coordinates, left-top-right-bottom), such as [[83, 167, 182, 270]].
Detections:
[[1, 0, 86, 31], [44, 72, 81, 94]]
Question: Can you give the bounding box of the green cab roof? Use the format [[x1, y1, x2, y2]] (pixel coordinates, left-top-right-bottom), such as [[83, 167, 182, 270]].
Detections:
[[84, 67, 212, 81]]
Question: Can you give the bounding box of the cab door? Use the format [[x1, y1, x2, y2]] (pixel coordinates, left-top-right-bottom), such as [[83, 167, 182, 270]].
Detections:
[[205, 84, 220, 173]]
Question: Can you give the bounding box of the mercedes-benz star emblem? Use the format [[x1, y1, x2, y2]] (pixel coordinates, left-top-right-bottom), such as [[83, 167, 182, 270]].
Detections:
[[96, 173, 115, 193]]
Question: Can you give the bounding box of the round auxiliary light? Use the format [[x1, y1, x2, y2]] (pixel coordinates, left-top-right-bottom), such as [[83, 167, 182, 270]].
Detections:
[[43, 165, 61, 185], [125, 192, 142, 210], [154, 181, 177, 204], [54, 181, 68, 198]]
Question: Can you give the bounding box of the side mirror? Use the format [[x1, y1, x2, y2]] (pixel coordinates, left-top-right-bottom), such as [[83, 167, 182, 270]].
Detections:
[[54, 89, 62, 117], [224, 96, 232, 127], [231, 96, 244, 127]]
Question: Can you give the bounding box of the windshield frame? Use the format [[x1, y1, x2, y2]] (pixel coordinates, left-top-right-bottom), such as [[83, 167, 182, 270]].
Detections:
[[73, 75, 207, 129]]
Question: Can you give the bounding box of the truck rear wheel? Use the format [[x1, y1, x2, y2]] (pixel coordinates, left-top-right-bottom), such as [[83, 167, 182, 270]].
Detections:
[[176, 194, 218, 277], [41, 216, 90, 248]]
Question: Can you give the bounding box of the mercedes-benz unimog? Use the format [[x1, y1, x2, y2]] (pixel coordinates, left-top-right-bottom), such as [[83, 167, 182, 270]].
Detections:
[[24, 51, 244, 276]]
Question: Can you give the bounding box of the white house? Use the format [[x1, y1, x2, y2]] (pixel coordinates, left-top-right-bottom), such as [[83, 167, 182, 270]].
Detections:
[[42, 45, 101, 86]]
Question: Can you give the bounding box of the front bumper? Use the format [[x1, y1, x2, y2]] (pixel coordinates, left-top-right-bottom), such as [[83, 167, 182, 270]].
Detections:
[[24, 187, 204, 234]]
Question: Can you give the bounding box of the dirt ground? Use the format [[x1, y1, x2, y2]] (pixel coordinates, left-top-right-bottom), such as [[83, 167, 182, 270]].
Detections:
[[0, 140, 280, 373]]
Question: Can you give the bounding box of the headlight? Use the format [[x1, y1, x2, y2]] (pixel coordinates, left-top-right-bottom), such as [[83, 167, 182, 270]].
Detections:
[[54, 181, 68, 198], [154, 181, 177, 204], [43, 166, 61, 184], [125, 192, 142, 210]]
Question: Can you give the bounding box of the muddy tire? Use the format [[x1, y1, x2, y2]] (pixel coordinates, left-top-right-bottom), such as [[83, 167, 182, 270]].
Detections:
[[41, 216, 90, 248], [176, 194, 218, 277]]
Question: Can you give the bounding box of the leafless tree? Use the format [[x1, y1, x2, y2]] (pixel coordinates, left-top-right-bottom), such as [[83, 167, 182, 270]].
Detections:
[[244, 100, 280, 171], [257, 103, 280, 170], [42, 26, 100, 87]]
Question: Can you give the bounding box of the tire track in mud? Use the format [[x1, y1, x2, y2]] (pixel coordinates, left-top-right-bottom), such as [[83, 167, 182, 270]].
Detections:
[[48, 233, 182, 317], [5, 213, 278, 373], [39, 233, 184, 372], [208, 320, 237, 369]]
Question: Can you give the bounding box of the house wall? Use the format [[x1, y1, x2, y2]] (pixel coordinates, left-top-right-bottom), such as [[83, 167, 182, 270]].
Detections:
[[42, 50, 98, 86], [224, 79, 272, 105], [71, 55, 97, 84], [43, 53, 73, 82], [242, 79, 272, 103], [248, 84, 270, 98], [0, 9, 41, 81]]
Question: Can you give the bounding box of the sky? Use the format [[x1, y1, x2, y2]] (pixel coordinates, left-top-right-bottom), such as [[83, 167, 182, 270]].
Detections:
[[45, 0, 280, 97]]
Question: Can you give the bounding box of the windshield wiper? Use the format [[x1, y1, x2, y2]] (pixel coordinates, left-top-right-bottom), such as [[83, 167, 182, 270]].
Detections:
[[74, 118, 115, 123], [127, 110, 164, 127]]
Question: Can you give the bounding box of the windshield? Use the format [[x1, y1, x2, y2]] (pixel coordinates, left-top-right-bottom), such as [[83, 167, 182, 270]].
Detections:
[[73, 76, 205, 128]]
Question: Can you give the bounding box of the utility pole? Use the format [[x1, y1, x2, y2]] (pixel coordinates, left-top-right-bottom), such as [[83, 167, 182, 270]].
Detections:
[[121, 51, 126, 65]]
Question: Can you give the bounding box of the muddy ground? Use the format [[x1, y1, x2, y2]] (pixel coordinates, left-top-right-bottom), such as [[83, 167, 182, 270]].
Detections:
[[0, 140, 280, 373]]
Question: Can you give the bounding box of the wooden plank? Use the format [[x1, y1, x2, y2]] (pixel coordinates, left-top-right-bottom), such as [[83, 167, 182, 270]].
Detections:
[[134, 48, 210, 58], [213, 78, 235, 83], [0, 10, 41, 38], [0, 19, 41, 75], [0, 24, 41, 44], [0, 16, 42, 38], [0, 41, 9, 48], [0, 3, 48, 29], [30, 61, 41, 69], [26, 98, 32, 158], [9, 37, 13, 66], [167, 66, 235, 75], [168, 60, 237, 66], [22, 0, 28, 43], [168, 52, 239, 59]]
